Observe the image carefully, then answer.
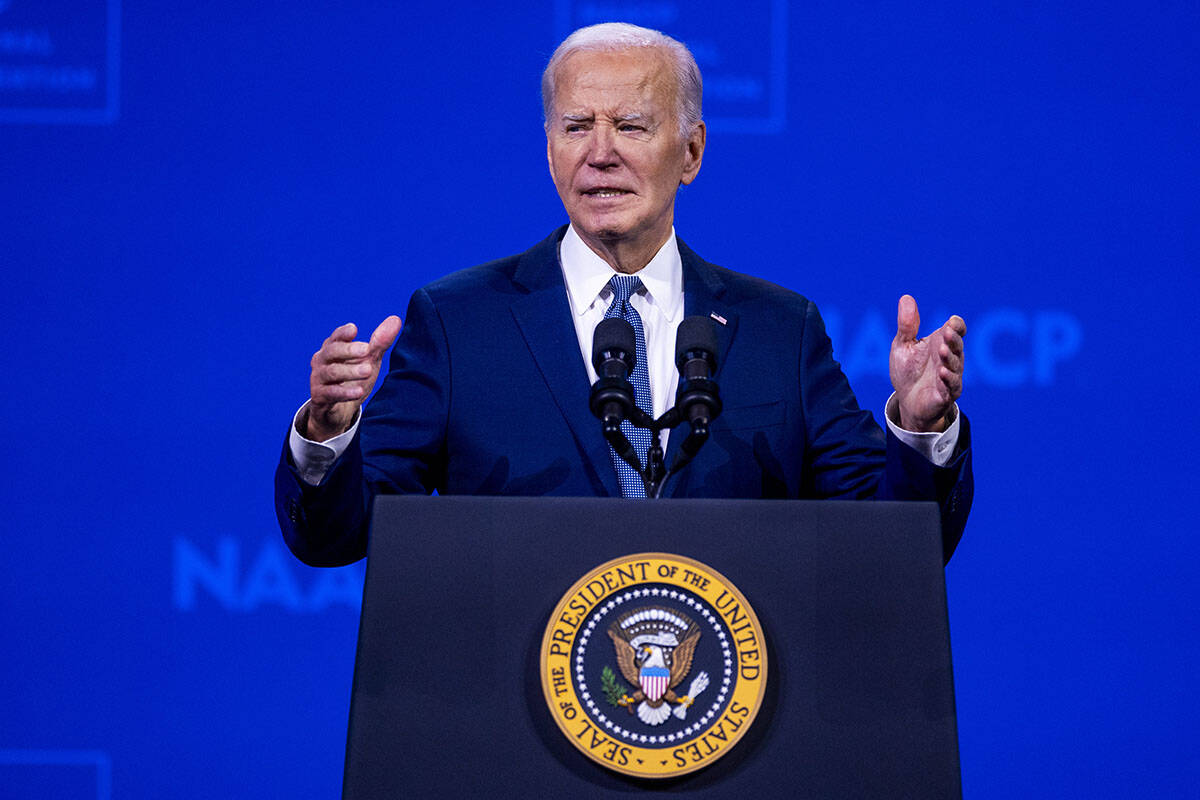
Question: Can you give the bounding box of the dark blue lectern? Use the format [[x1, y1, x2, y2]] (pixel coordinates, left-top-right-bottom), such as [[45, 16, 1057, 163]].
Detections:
[[343, 497, 960, 798]]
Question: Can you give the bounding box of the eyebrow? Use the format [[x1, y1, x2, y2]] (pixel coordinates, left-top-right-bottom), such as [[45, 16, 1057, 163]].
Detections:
[[559, 112, 648, 124]]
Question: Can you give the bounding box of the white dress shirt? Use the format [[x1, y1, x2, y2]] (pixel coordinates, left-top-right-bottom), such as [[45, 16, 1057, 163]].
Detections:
[[289, 224, 959, 485], [560, 223, 683, 453]]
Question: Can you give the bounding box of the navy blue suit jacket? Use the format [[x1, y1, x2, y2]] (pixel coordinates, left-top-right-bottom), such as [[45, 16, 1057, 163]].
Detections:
[[275, 227, 972, 566]]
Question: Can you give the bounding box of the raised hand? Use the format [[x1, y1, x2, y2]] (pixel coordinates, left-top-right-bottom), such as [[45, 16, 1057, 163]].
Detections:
[[888, 295, 966, 433], [306, 316, 402, 441]]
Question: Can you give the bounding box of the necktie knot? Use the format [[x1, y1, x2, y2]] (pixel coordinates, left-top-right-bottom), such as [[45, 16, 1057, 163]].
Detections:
[[606, 275, 644, 314]]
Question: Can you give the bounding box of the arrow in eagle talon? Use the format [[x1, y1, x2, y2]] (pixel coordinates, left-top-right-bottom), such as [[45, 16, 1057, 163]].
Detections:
[[672, 671, 710, 719]]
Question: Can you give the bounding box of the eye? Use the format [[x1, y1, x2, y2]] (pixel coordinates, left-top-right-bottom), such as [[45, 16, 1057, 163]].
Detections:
[[618, 123, 646, 133]]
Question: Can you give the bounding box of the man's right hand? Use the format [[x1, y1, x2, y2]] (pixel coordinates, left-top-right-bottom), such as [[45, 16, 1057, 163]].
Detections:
[[305, 316, 402, 442]]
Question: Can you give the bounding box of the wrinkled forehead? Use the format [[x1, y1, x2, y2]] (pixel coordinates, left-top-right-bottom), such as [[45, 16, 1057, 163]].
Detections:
[[551, 48, 678, 119]]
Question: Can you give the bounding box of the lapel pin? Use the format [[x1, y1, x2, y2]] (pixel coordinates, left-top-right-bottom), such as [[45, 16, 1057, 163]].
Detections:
[[710, 312, 727, 326]]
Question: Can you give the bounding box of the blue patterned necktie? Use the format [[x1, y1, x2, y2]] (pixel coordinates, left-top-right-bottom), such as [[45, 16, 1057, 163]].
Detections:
[[604, 275, 653, 497]]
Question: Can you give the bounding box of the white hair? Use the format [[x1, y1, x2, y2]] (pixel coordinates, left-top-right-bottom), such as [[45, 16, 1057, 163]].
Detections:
[[541, 22, 703, 138]]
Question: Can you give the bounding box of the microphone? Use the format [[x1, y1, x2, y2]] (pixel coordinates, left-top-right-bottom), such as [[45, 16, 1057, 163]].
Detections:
[[589, 319, 639, 465], [673, 316, 722, 441], [592, 317, 636, 380]]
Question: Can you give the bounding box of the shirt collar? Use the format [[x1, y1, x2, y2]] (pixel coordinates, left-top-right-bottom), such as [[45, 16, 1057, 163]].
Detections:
[[560, 223, 684, 322]]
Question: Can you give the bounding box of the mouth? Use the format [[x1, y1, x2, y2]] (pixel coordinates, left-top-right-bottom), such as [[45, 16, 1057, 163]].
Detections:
[[581, 187, 633, 198]]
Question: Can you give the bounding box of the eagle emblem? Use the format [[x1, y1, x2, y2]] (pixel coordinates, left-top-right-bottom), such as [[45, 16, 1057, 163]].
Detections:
[[606, 605, 711, 726]]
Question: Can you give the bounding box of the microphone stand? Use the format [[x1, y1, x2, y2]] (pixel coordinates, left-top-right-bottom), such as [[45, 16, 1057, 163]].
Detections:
[[599, 404, 665, 498], [617, 395, 718, 499]]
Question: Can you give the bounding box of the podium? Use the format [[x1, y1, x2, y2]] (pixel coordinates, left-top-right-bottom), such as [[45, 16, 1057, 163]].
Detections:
[[343, 497, 960, 798]]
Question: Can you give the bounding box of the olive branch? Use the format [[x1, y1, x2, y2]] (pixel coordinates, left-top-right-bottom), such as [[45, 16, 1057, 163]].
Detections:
[[600, 665, 631, 706]]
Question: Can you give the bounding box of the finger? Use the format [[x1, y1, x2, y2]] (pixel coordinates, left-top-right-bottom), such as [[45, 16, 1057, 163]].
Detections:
[[895, 295, 920, 343], [312, 340, 370, 366], [316, 361, 375, 384], [938, 365, 963, 399], [938, 342, 963, 374], [368, 315, 402, 357], [942, 331, 964, 358], [324, 322, 359, 347], [934, 321, 964, 357], [312, 381, 368, 404], [944, 314, 967, 337], [937, 326, 964, 358]]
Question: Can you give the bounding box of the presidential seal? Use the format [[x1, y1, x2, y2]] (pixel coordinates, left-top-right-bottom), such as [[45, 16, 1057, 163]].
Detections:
[[540, 553, 767, 778]]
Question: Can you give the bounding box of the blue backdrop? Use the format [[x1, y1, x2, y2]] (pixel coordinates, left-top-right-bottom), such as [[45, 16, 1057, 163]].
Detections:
[[3, 1, 1197, 797]]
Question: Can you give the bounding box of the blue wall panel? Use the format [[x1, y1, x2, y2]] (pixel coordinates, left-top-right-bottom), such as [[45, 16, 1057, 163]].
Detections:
[[2, 1, 1197, 796]]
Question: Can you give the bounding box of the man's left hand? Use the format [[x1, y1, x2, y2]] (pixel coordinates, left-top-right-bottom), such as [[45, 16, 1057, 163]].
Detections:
[[889, 294, 966, 433]]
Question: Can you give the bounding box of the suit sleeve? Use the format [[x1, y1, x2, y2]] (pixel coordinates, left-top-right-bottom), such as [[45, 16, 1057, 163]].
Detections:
[[797, 299, 973, 562], [273, 288, 451, 566]]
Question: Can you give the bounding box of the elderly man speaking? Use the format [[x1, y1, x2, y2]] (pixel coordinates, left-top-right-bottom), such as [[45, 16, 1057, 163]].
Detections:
[[275, 23, 972, 566]]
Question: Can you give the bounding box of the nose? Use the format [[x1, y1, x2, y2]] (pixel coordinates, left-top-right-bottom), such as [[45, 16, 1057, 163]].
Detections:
[[586, 124, 619, 170]]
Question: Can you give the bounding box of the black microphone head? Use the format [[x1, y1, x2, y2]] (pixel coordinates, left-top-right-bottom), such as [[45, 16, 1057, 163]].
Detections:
[[675, 316, 719, 372], [592, 317, 637, 374]]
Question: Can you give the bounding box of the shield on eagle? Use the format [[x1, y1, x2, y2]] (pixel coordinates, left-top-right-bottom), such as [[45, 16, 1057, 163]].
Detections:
[[640, 665, 670, 701]]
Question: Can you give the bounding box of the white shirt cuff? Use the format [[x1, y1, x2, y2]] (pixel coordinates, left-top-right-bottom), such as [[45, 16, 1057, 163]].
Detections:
[[884, 393, 960, 467], [288, 401, 361, 486]]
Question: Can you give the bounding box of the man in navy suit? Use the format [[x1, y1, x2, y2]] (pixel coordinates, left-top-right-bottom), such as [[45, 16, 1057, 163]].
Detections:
[[275, 23, 972, 567]]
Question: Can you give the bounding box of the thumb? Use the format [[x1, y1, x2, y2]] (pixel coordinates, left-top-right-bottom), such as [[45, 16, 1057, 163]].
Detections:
[[895, 294, 920, 343], [368, 315, 402, 358]]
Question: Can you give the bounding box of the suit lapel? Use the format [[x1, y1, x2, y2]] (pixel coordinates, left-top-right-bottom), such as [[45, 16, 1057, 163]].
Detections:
[[661, 239, 740, 497], [678, 239, 739, 383], [509, 228, 622, 497]]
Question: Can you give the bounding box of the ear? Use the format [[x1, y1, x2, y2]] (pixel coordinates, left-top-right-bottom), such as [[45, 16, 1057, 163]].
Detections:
[[679, 120, 706, 186]]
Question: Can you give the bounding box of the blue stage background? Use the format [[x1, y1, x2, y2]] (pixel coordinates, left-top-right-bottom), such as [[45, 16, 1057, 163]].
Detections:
[[2, 1, 1197, 797]]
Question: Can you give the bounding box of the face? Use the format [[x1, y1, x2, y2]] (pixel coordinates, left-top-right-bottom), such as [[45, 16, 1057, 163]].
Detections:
[[546, 48, 705, 259]]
